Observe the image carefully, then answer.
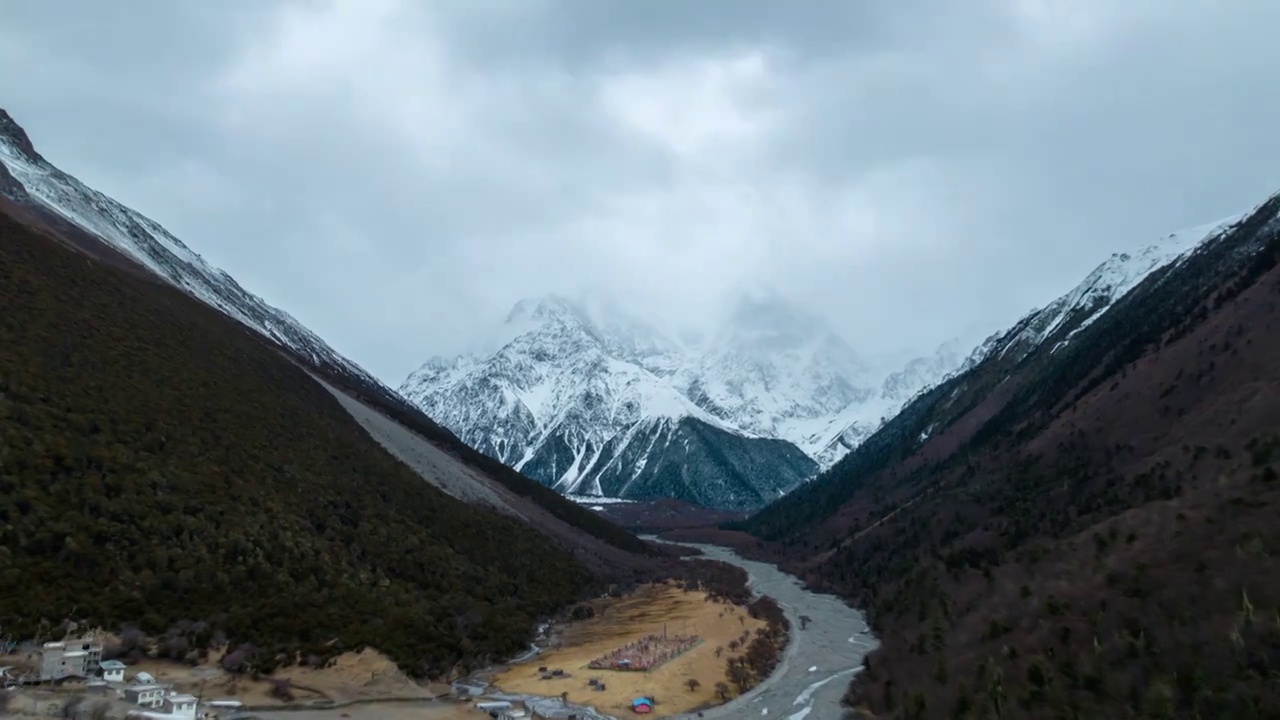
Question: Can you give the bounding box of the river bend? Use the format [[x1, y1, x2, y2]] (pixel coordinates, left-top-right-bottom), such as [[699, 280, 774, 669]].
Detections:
[[651, 541, 879, 720]]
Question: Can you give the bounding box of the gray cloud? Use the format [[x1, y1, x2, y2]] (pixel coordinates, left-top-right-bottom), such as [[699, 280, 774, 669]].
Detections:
[[3, 0, 1280, 381]]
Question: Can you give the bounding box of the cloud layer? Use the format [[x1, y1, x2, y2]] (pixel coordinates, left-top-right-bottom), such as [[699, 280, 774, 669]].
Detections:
[[3, 0, 1280, 380]]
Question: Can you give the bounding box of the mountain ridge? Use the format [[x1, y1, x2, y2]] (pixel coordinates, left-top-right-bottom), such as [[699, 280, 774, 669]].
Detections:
[[0, 196, 601, 680], [0, 106, 652, 559], [401, 288, 981, 510], [401, 294, 820, 510], [730, 188, 1280, 719], [0, 112, 383, 391], [404, 210, 1241, 511]]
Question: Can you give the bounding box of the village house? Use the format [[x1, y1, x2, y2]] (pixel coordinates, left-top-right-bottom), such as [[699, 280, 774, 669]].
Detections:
[[162, 693, 199, 720], [37, 637, 103, 681], [99, 659, 127, 682], [124, 683, 167, 708]]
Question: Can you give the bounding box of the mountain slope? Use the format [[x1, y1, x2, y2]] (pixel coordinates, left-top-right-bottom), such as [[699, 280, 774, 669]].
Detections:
[[669, 294, 878, 451], [744, 210, 1254, 541], [402, 294, 969, 509], [0, 109, 378, 389], [0, 206, 594, 678], [735, 193, 1280, 718], [965, 213, 1246, 370], [402, 296, 817, 511], [0, 107, 649, 558]]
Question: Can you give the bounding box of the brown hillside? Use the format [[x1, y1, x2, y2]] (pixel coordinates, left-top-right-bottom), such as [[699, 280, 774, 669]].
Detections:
[[834, 253, 1280, 719], [736, 197, 1280, 719]]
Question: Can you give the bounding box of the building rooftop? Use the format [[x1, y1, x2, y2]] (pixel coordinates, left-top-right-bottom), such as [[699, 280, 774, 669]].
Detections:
[[62, 651, 87, 658], [99, 660, 127, 669], [126, 684, 164, 692], [167, 695, 198, 703]]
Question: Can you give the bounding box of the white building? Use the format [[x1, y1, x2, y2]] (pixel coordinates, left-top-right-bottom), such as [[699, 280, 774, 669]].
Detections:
[[124, 684, 166, 708], [37, 638, 103, 681], [99, 660, 127, 683], [163, 693, 198, 720]]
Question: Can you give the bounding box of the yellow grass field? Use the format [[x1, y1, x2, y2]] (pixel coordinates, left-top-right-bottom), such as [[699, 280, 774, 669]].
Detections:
[[491, 582, 766, 718]]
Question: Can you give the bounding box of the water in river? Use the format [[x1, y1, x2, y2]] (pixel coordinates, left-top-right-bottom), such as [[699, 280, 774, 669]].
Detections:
[[651, 541, 879, 720]]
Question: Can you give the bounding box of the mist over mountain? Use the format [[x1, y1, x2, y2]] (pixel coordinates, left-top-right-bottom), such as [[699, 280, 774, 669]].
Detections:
[[400, 291, 969, 509]]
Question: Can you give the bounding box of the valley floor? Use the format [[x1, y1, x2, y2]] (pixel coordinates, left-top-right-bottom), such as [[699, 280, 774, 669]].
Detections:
[[2, 540, 867, 720], [490, 582, 763, 718]]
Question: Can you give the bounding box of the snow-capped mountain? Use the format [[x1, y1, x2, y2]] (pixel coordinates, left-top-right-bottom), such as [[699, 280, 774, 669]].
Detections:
[[0, 108, 384, 392], [402, 208, 1260, 511], [795, 337, 969, 468], [671, 294, 878, 451], [401, 293, 970, 508], [402, 295, 817, 510], [965, 213, 1248, 369]]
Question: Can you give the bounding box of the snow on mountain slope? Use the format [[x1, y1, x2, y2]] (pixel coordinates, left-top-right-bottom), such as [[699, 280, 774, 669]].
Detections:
[[758, 214, 1256, 478], [790, 337, 969, 469], [401, 295, 816, 510], [672, 294, 880, 452], [400, 293, 971, 505], [0, 109, 382, 390], [966, 213, 1248, 369], [407, 209, 1243, 503]]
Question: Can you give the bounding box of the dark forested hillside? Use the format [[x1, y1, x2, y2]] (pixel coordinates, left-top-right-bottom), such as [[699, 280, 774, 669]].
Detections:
[[0, 105, 649, 561], [0, 208, 601, 678], [736, 194, 1280, 719]]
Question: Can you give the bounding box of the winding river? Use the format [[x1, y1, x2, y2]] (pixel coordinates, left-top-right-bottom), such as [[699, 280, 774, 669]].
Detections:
[[650, 539, 879, 720]]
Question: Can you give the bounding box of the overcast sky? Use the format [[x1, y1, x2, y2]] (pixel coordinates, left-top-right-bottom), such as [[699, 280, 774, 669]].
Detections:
[[3, 0, 1280, 382]]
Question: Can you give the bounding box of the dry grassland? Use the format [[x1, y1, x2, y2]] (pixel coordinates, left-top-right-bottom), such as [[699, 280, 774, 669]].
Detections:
[[492, 582, 765, 718]]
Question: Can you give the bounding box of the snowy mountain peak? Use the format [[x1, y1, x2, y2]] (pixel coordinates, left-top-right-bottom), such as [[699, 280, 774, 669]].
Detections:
[[408, 205, 1260, 507], [402, 289, 973, 506], [505, 293, 591, 328], [0, 109, 41, 164], [881, 338, 966, 403], [966, 213, 1248, 370], [400, 292, 822, 509]]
